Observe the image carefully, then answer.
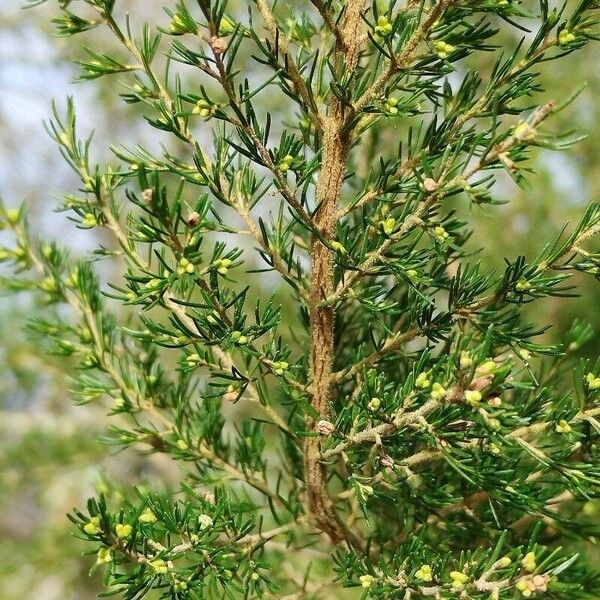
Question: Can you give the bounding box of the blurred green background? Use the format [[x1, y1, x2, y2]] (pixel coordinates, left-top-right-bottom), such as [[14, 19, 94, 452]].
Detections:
[[2, 2, 600, 598]]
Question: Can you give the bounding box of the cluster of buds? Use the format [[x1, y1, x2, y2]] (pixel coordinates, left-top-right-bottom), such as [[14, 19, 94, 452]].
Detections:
[[430, 382, 447, 400], [231, 330, 249, 345], [415, 564, 433, 582], [415, 371, 431, 389], [555, 419, 572, 434], [193, 99, 216, 119], [213, 257, 232, 275], [516, 574, 550, 597], [433, 225, 449, 243], [116, 523, 133, 539], [449, 570, 469, 591], [176, 257, 195, 277], [434, 40, 455, 59], [272, 361, 289, 375], [383, 96, 400, 115], [277, 154, 294, 172], [586, 372, 600, 390], [373, 15, 393, 40]]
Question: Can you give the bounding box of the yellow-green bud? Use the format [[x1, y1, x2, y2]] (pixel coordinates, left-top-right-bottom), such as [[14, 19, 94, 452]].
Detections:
[[359, 574, 374, 588], [150, 558, 169, 574], [430, 382, 447, 400], [83, 516, 100, 535], [381, 217, 396, 235], [331, 241, 347, 254], [139, 508, 158, 524], [5, 208, 20, 226], [558, 29, 576, 46], [368, 397, 381, 411], [82, 213, 97, 228], [555, 419, 572, 434], [232, 330, 248, 345], [116, 523, 132, 539], [433, 225, 449, 242], [415, 371, 431, 389], [465, 390, 482, 405], [434, 40, 455, 59], [273, 361, 289, 375], [521, 552, 536, 573], [415, 564, 433, 582], [96, 547, 112, 564], [374, 15, 393, 37]]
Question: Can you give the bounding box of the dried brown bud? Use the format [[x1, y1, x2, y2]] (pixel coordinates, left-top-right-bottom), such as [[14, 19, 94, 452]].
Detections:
[[186, 211, 200, 228], [210, 36, 228, 55], [380, 454, 395, 469], [141, 188, 153, 204], [316, 420, 335, 436], [223, 385, 239, 403], [469, 375, 493, 391], [423, 178, 439, 193]]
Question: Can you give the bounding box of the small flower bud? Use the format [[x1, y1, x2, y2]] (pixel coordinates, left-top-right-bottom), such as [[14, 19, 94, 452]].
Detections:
[[316, 420, 335, 436], [96, 547, 112, 564], [380, 217, 396, 235], [415, 371, 431, 389], [434, 40, 455, 59], [558, 29, 576, 46], [331, 241, 347, 254], [423, 177, 439, 192], [368, 397, 381, 411], [359, 574, 374, 588], [460, 351, 473, 369], [415, 564, 433, 582], [430, 382, 447, 400], [498, 556, 512, 568], [186, 211, 200, 227], [139, 508, 157, 524], [555, 419, 572, 434], [116, 523, 133, 539], [464, 390, 482, 405], [380, 454, 394, 469], [210, 35, 228, 55], [521, 552, 536, 573], [83, 516, 100, 535], [198, 514, 213, 530], [231, 330, 248, 345], [141, 188, 153, 204]]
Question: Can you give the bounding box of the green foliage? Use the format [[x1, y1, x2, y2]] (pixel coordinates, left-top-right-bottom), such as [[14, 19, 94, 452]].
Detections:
[[4, 0, 600, 597]]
